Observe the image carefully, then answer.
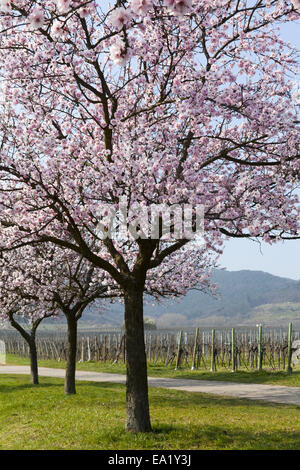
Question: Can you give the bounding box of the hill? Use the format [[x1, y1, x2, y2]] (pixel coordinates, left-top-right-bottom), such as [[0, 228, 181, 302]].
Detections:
[[243, 302, 300, 326], [82, 269, 300, 328], [9, 269, 298, 329]]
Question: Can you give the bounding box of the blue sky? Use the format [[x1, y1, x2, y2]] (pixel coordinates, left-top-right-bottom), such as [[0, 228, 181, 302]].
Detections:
[[219, 20, 300, 280]]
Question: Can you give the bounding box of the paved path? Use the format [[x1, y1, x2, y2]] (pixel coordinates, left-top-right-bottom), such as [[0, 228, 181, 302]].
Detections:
[[1, 365, 300, 406]]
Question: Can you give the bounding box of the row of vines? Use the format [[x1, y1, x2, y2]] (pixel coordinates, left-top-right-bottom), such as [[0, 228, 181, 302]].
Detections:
[[2, 325, 300, 371]]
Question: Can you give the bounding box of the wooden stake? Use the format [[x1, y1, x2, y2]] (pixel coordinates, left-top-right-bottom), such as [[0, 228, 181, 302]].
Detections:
[[287, 322, 293, 375], [211, 329, 216, 372], [191, 328, 199, 370], [258, 325, 263, 372], [232, 328, 236, 372], [175, 330, 182, 370]]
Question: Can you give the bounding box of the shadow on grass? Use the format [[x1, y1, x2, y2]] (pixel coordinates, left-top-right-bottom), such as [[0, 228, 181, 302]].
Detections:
[[0, 378, 128, 411], [100, 422, 300, 450], [0, 377, 126, 399], [1, 376, 300, 449], [0, 378, 63, 394], [148, 423, 300, 450]]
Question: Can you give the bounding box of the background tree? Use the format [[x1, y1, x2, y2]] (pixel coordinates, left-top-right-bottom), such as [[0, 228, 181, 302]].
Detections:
[[0, 0, 299, 432], [0, 244, 113, 392], [0, 264, 56, 385]]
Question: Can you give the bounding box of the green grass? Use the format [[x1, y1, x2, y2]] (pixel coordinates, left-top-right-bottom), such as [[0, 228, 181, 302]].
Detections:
[[1, 374, 300, 450], [6, 354, 300, 387]]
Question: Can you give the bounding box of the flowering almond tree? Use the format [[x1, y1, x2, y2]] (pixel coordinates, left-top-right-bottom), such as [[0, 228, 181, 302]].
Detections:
[[0, 244, 113, 390], [0, 0, 299, 432], [0, 255, 57, 385]]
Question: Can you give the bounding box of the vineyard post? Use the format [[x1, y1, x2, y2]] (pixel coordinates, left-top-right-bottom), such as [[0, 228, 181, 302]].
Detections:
[[258, 325, 263, 371], [123, 334, 126, 363], [80, 337, 84, 363], [87, 336, 91, 362], [231, 328, 236, 372], [148, 335, 152, 363], [191, 328, 199, 370], [287, 322, 293, 375], [175, 330, 182, 370], [103, 335, 107, 362], [94, 336, 98, 361], [165, 334, 170, 366], [210, 329, 216, 372], [108, 335, 111, 361]]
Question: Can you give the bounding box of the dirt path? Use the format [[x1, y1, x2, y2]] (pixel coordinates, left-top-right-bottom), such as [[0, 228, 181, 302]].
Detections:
[[1, 365, 300, 405]]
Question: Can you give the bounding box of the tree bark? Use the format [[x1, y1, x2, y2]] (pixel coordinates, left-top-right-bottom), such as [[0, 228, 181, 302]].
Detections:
[[29, 339, 39, 385], [8, 313, 40, 385], [65, 313, 78, 395], [124, 286, 152, 433]]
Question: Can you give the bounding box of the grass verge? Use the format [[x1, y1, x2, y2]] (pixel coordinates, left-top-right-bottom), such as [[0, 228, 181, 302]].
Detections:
[[1, 374, 300, 450]]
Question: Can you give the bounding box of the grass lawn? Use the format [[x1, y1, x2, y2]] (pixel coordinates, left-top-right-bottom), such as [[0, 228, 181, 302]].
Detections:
[[6, 354, 300, 387], [1, 373, 300, 450]]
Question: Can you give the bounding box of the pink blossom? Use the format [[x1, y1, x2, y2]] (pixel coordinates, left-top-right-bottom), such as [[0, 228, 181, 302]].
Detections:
[[78, 7, 90, 18], [291, 0, 300, 9], [0, 0, 11, 13], [28, 8, 45, 29], [57, 0, 71, 14], [110, 39, 130, 66], [52, 19, 64, 38], [164, 0, 192, 16], [109, 7, 132, 30], [130, 0, 153, 16]]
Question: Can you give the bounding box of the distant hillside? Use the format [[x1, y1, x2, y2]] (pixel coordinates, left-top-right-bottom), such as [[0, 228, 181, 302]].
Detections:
[[243, 302, 300, 326], [81, 269, 300, 328]]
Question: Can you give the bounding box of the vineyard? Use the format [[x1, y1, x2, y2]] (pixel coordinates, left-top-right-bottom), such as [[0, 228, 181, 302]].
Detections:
[[1, 326, 299, 372]]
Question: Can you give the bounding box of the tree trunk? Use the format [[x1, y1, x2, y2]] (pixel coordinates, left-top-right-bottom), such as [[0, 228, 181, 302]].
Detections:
[[65, 314, 77, 395], [124, 287, 152, 433], [8, 313, 40, 385], [29, 339, 39, 385]]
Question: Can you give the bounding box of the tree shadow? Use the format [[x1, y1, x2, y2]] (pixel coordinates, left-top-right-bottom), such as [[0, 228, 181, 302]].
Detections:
[[148, 423, 300, 450], [0, 377, 63, 394]]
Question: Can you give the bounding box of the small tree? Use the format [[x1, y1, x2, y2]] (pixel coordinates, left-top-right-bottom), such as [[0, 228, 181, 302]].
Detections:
[[143, 317, 156, 330], [3, 312, 55, 385], [0, 250, 58, 384], [0, 244, 116, 392]]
